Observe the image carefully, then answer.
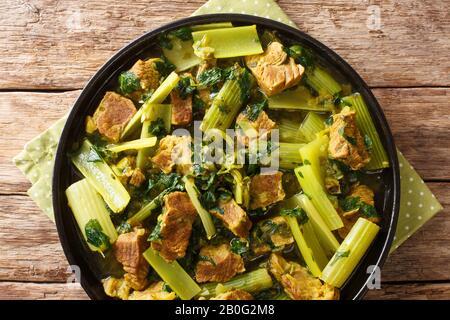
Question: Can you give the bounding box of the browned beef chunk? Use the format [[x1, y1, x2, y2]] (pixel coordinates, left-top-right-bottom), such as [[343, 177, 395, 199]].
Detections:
[[245, 42, 304, 96], [249, 172, 285, 210], [211, 290, 254, 300], [269, 253, 339, 300], [170, 89, 193, 126], [151, 191, 197, 262], [236, 110, 276, 146], [151, 135, 192, 175], [93, 91, 136, 142], [210, 199, 252, 238], [128, 281, 177, 300], [328, 107, 370, 170], [114, 228, 150, 290], [195, 243, 245, 283]]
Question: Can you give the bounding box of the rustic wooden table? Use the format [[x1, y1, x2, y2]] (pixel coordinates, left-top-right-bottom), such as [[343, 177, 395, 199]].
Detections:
[[0, 0, 448, 300]]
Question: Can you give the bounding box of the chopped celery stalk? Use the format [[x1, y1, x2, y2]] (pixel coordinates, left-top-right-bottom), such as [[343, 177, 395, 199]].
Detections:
[[143, 248, 201, 300], [295, 165, 343, 230], [298, 134, 329, 186], [71, 140, 130, 213], [298, 112, 326, 142], [126, 197, 159, 226], [284, 215, 323, 277], [141, 71, 180, 117], [120, 108, 144, 140], [268, 86, 332, 111], [278, 143, 305, 169], [198, 269, 273, 299], [230, 169, 244, 204], [137, 104, 172, 169], [191, 22, 233, 31], [66, 179, 118, 253], [200, 79, 242, 131], [306, 67, 342, 96], [106, 137, 157, 153], [278, 116, 307, 143], [163, 38, 201, 72], [295, 194, 340, 257], [321, 218, 380, 288], [183, 176, 216, 239], [342, 93, 390, 170], [191, 25, 263, 58], [302, 221, 329, 269]]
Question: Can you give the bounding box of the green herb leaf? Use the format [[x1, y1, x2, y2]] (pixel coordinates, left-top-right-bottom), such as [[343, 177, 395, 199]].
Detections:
[[198, 67, 224, 88], [364, 134, 373, 150], [148, 118, 167, 139], [116, 221, 132, 235], [244, 99, 267, 122], [118, 71, 141, 94], [198, 255, 216, 266], [170, 27, 192, 41], [85, 219, 110, 251], [330, 250, 350, 266], [154, 56, 176, 77], [280, 207, 309, 224], [230, 238, 249, 256], [148, 220, 162, 241]]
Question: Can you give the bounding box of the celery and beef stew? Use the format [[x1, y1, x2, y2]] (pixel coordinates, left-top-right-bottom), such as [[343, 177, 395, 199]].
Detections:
[[66, 23, 389, 300]]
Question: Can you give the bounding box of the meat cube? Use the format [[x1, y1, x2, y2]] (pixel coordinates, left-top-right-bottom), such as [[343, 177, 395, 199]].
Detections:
[[93, 91, 137, 142], [249, 172, 286, 210], [114, 228, 150, 290], [328, 107, 370, 170], [102, 277, 131, 300], [151, 191, 197, 262], [170, 90, 193, 126], [251, 216, 294, 256], [236, 110, 276, 146], [211, 290, 254, 300], [128, 281, 177, 300], [269, 253, 339, 300], [129, 168, 146, 187], [245, 42, 304, 96], [151, 135, 192, 175], [210, 199, 252, 238], [338, 184, 380, 239], [130, 58, 161, 91], [195, 243, 245, 283]]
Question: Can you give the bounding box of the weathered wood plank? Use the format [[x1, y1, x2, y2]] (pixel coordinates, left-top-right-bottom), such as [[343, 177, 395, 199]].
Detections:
[[0, 282, 88, 300], [0, 182, 448, 283], [365, 282, 450, 300], [1, 281, 449, 300], [1, 88, 448, 196], [0, 0, 448, 89]]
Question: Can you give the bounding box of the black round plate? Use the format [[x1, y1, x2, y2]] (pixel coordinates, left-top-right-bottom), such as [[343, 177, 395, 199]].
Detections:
[[53, 14, 400, 300]]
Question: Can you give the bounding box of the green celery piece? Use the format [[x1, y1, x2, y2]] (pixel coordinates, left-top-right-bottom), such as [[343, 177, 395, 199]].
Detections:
[[298, 133, 329, 187], [295, 165, 343, 230], [191, 25, 263, 58], [183, 176, 216, 239], [298, 112, 326, 142], [321, 218, 380, 288], [295, 194, 340, 257], [200, 79, 241, 131], [143, 248, 201, 300], [66, 179, 118, 253], [191, 22, 233, 31], [278, 142, 305, 169], [163, 38, 201, 72], [106, 137, 157, 153], [268, 86, 331, 111], [284, 215, 323, 277], [71, 140, 130, 213], [306, 66, 342, 96], [136, 103, 172, 169], [198, 269, 273, 299]]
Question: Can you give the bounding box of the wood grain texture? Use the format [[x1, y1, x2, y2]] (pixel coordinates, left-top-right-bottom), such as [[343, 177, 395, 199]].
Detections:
[[0, 183, 448, 284], [1, 88, 448, 196], [0, 0, 449, 89], [0, 281, 449, 300]]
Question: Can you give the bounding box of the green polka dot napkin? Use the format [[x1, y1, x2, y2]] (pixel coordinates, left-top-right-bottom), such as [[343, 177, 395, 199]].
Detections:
[[13, 0, 442, 252]]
